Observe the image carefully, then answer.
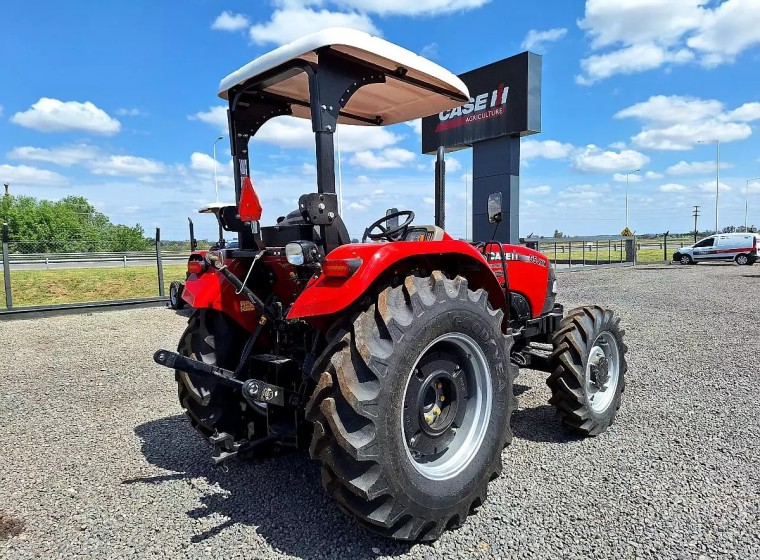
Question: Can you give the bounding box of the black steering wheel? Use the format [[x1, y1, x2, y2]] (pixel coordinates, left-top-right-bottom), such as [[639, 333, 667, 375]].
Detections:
[[362, 210, 415, 242]]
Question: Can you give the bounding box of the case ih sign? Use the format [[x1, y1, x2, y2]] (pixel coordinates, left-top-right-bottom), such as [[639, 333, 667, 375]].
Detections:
[[421, 52, 542, 153]]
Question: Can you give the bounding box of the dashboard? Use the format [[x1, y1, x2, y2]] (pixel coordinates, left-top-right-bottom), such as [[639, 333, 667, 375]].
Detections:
[[403, 226, 444, 242]]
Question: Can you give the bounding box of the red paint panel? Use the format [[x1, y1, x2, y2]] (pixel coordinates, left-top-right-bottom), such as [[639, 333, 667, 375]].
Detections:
[[484, 242, 550, 318], [181, 262, 258, 332], [287, 240, 505, 320]]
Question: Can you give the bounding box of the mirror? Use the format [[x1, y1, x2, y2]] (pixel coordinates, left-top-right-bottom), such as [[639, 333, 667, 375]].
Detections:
[[386, 207, 399, 229], [487, 192, 503, 224]]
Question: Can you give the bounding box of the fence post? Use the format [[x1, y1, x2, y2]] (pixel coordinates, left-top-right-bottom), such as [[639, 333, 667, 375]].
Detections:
[[664, 232, 669, 263], [123, 255, 127, 268], [582, 240, 586, 266], [2, 223, 12, 309], [155, 227, 165, 297]]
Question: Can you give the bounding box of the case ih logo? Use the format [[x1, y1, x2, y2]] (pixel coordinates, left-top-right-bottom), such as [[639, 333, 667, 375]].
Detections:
[[435, 85, 509, 132]]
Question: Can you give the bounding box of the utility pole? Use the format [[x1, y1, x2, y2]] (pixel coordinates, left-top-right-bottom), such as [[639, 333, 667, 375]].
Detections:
[[3, 183, 8, 197], [692, 205, 701, 243]]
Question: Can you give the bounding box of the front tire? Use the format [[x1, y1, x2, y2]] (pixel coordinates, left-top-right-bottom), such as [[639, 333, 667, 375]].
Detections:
[[306, 272, 517, 541], [176, 310, 265, 442], [679, 254, 693, 265], [169, 280, 185, 309], [547, 306, 627, 436]]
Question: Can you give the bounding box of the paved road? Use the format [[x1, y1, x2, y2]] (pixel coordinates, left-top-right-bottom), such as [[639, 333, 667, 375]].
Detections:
[[1, 264, 758, 558]]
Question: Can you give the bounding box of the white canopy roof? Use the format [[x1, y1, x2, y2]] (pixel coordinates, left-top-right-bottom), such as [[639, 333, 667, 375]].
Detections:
[[218, 27, 469, 126]]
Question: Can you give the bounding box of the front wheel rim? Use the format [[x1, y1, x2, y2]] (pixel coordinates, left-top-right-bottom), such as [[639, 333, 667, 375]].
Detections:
[[402, 333, 493, 481], [585, 331, 620, 413]]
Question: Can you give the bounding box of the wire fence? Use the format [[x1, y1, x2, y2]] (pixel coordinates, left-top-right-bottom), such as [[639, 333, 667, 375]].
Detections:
[[1, 226, 189, 309]]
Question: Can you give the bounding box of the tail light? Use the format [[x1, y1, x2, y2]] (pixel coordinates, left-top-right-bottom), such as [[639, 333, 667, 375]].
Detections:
[[187, 259, 207, 275], [323, 258, 362, 278]]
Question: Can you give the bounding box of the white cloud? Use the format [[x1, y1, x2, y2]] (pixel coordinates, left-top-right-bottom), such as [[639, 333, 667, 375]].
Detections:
[[189, 152, 219, 174], [327, 0, 490, 16], [645, 171, 665, 180], [0, 163, 68, 187], [573, 145, 649, 173], [7, 144, 98, 167], [577, 0, 760, 83], [212, 11, 250, 32], [616, 95, 755, 150], [423, 196, 435, 206], [666, 160, 732, 175], [659, 183, 688, 193], [0, 105, 4, 118], [406, 119, 422, 137], [115, 107, 143, 117], [521, 28, 568, 52], [525, 185, 551, 195], [613, 172, 643, 183], [558, 184, 603, 200], [420, 42, 439, 59], [189, 106, 228, 132], [250, 7, 379, 46], [89, 155, 165, 176], [725, 102, 760, 122], [521, 139, 575, 160], [616, 95, 723, 124], [687, 0, 760, 66], [347, 201, 368, 211], [11, 98, 121, 135], [350, 147, 416, 169], [577, 43, 693, 85], [698, 180, 731, 192], [189, 109, 403, 153], [301, 162, 317, 175]]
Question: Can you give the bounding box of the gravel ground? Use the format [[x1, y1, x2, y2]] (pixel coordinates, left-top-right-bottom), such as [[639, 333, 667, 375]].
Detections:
[[1, 263, 758, 559]]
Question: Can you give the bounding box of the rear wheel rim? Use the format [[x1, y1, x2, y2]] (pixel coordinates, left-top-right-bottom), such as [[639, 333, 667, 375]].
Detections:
[[585, 331, 620, 413], [402, 333, 492, 481], [737, 255, 748, 265], [170, 285, 178, 306]]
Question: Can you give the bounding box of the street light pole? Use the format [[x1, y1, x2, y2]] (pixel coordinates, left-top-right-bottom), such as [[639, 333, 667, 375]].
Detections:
[[698, 139, 720, 233], [213, 135, 224, 203], [747, 177, 760, 232], [625, 169, 639, 230]]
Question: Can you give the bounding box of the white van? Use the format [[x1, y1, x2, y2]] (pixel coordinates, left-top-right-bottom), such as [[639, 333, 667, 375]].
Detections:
[[673, 233, 759, 265]]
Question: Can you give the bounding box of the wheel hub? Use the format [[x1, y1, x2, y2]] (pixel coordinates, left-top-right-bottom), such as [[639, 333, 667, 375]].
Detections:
[[589, 350, 610, 389], [402, 334, 493, 481], [585, 332, 621, 414]]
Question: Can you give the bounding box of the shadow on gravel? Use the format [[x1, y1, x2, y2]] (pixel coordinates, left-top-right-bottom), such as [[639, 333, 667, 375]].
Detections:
[[511, 405, 582, 444], [127, 415, 413, 559]]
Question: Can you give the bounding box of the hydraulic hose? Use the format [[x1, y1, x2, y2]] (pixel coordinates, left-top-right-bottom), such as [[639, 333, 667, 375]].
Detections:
[[205, 253, 276, 323]]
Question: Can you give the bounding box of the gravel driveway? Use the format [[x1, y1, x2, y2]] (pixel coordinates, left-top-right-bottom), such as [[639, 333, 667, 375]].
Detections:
[[1, 263, 758, 559]]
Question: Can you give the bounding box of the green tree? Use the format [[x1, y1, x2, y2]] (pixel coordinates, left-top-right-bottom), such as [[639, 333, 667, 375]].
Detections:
[[1, 194, 151, 253]]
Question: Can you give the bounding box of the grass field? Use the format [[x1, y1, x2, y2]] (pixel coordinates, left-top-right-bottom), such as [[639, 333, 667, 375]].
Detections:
[[0, 265, 187, 307], [0, 246, 673, 308]]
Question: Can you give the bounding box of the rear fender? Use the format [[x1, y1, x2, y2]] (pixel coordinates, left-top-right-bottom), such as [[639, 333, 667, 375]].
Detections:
[[286, 241, 506, 326], [182, 264, 258, 332]]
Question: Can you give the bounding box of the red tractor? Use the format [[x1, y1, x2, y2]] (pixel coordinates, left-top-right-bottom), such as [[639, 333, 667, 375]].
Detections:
[[154, 28, 627, 542]]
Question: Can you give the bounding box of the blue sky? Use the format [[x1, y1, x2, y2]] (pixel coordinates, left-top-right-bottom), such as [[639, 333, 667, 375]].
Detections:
[[2, 0, 760, 241]]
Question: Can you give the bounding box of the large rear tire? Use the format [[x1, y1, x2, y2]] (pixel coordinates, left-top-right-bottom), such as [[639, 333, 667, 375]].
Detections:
[[547, 306, 627, 436], [306, 272, 517, 541], [176, 309, 265, 442]]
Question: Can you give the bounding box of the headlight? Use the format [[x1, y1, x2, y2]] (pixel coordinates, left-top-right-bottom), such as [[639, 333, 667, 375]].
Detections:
[[285, 242, 305, 266], [285, 241, 321, 266]]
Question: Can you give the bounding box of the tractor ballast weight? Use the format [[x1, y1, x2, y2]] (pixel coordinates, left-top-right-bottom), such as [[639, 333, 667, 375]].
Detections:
[[155, 28, 627, 542]]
